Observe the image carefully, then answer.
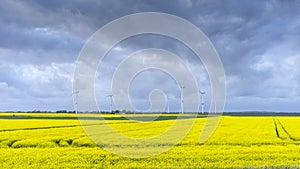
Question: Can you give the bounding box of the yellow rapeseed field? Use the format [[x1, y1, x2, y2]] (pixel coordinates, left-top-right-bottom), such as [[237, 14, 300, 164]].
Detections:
[[0, 113, 299, 168]]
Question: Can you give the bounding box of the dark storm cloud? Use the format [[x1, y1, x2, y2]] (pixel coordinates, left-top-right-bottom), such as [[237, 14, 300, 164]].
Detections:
[[0, 0, 155, 64], [190, 0, 300, 99]]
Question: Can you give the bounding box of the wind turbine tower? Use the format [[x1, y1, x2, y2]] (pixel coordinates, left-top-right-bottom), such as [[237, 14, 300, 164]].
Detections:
[[167, 96, 170, 113], [72, 90, 79, 113], [106, 94, 113, 113], [179, 83, 185, 114], [200, 91, 205, 114]]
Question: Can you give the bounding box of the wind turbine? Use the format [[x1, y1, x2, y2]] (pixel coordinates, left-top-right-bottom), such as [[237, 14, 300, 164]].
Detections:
[[72, 90, 79, 113], [179, 83, 185, 114], [106, 94, 113, 113], [199, 91, 205, 114], [214, 101, 217, 114], [167, 96, 170, 113]]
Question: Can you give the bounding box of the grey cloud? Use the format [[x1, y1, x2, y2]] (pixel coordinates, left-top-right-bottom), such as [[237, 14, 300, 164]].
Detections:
[[1, 0, 300, 111], [0, 63, 73, 98]]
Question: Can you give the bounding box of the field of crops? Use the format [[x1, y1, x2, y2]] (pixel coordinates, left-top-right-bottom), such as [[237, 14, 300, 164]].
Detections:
[[0, 113, 300, 168]]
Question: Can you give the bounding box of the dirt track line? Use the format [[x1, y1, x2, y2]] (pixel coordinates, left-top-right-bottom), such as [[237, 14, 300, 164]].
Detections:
[[0, 124, 91, 132], [0, 121, 133, 133], [273, 118, 280, 138], [276, 119, 297, 141]]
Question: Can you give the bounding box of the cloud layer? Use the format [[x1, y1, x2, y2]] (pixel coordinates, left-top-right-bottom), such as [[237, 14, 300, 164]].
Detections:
[[1, 0, 300, 112]]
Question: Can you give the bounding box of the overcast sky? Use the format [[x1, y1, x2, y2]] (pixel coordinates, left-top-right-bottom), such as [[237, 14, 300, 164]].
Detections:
[[1, 0, 300, 112]]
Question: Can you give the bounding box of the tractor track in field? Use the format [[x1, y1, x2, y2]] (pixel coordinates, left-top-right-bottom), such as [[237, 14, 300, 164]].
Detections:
[[273, 118, 280, 138], [0, 115, 198, 133], [0, 121, 133, 133], [273, 118, 298, 141], [0, 117, 183, 133], [0, 124, 88, 132]]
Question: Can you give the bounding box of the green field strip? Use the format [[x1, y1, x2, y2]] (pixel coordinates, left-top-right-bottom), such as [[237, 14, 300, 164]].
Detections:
[[0, 114, 202, 121], [0, 115, 101, 120]]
